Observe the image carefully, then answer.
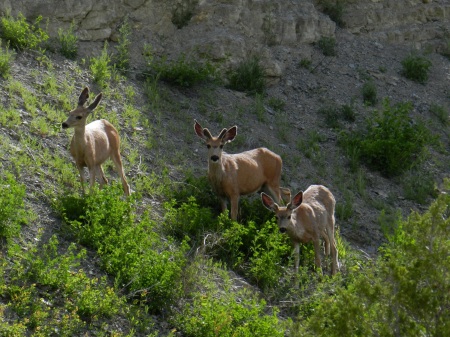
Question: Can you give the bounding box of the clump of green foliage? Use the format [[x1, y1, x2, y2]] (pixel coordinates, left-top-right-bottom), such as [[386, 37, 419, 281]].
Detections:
[[54, 185, 188, 314], [0, 172, 28, 240], [171, 2, 195, 29], [0, 40, 15, 78], [339, 98, 435, 177], [401, 54, 432, 84], [90, 42, 112, 87], [402, 169, 438, 205], [0, 12, 49, 50], [174, 260, 286, 337], [430, 103, 449, 126], [227, 56, 266, 94], [317, 36, 337, 56], [57, 21, 78, 60], [145, 47, 215, 87], [362, 80, 378, 106], [300, 189, 450, 336], [319, 0, 346, 27], [113, 16, 131, 72]]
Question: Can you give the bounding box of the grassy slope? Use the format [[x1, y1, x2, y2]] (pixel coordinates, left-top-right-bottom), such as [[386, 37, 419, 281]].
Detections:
[[0, 27, 449, 336]]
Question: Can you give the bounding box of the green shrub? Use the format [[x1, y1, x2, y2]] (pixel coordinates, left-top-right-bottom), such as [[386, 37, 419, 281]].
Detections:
[[402, 169, 438, 205], [318, 104, 341, 129], [113, 17, 131, 72], [0, 40, 15, 78], [0, 173, 27, 240], [340, 103, 356, 122], [175, 261, 286, 337], [227, 56, 266, 94], [0, 12, 49, 50], [299, 58, 312, 70], [362, 80, 377, 106], [339, 98, 435, 177], [172, 3, 194, 29], [429, 103, 449, 126], [146, 52, 215, 87], [302, 191, 450, 336], [90, 42, 112, 87], [401, 54, 432, 84], [54, 185, 187, 314], [317, 36, 337, 56], [57, 21, 78, 59], [319, 0, 346, 27]]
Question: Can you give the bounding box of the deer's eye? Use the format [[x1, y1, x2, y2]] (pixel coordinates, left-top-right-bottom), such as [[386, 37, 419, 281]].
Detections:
[[219, 145, 223, 149], [207, 144, 211, 149], [287, 215, 291, 220], [76, 116, 82, 120]]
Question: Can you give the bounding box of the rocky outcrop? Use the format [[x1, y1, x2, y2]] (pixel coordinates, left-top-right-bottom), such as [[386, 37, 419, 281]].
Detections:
[[0, 0, 448, 78], [342, 0, 450, 52]]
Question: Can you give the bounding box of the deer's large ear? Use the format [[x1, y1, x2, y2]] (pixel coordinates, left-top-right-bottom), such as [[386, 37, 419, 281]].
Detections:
[[261, 192, 278, 212], [88, 93, 102, 111], [78, 87, 90, 106], [194, 120, 211, 140], [288, 191, 303, 210], [221, 125, 237, 143]]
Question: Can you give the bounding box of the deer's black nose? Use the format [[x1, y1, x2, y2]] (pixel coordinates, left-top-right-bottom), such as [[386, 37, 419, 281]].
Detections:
[[210, 155, 219, 162], [279, 228, 287, 234], [62, 123, 69, 129]]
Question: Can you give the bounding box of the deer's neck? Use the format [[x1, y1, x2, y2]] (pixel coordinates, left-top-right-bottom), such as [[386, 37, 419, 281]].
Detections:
[[208, 157, 226, 194]]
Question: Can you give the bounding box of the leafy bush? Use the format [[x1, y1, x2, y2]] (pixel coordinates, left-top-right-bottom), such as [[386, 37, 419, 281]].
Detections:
[[145, 51, 215, 87], [175, 260, 286, 337], [90, 42, 112, 87], [319, 0, 346, 27], [401, 54, 432, 84], [0, 12, 49, 50], [402, 169, 438, 205], [0, 40, 15, 78], [339, 98, 435, 177], [0, 173, 27, 240], [362, 80, 377, 106], [113, 17, 131, 72], [172, 3, 194, 29], [57, 21, 78, 59], [317, 36, 337, 56], [429, 103, 449, 126], [227, 56, 266, 94], [54, 185, 187, 314], [302, 190, 450, 336]]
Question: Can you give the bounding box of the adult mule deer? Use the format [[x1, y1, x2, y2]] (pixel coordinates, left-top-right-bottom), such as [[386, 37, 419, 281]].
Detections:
[[194, 120, 287, 221], [261, 185, 339, 275], [62, 87, 130, 196]]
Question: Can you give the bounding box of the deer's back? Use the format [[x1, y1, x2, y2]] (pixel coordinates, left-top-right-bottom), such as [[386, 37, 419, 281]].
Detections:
[[220, 147, 281, 195], [296, 185, 335, 235]]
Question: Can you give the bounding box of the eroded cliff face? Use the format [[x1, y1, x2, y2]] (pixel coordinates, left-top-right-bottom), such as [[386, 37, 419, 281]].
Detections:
[[1, 0, 448, 77]]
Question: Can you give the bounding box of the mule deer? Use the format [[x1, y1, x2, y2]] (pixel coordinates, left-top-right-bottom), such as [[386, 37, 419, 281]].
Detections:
[[62, 87, 130, 196], [261, 185, 339, 275], [194, 120, 288, 221]]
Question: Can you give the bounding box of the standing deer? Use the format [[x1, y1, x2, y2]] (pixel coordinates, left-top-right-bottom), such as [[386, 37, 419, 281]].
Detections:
[[62, 87, 130, 196], [194, 120, 288, 221], [261, 185, 339, 275]]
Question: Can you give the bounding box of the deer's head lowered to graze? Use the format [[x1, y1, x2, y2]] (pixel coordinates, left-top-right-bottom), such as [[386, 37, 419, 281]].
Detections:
[[62, 87, 130, 196], [194, 120, 288, 221], [261, 185, 339, 275]]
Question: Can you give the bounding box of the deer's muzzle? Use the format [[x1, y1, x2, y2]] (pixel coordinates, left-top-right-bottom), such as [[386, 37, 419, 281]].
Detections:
[[62, 122, 69, 129], [279, 228, 287, 234], [210, 155, 220, 162]]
